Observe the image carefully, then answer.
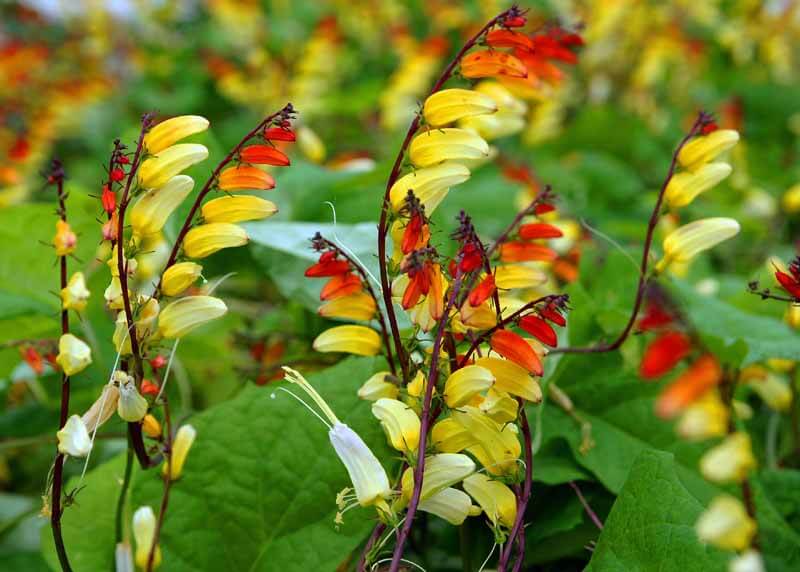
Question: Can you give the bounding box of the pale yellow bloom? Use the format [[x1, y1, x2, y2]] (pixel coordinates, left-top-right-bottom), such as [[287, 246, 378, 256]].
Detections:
[[130, 175, 194, 237], [474, 81, 528, 115], [665, 162, 732, 208], [457, 300, 497, 331], [479, 388, 519, 424], [144, 115, 209, 155], [158, 296, 227, 339], [676, 390, 729, 441], [678, 130, 740, 171], [460, 111, 526, 140], [56, 415, 92, 457], [297, 125, 326, 164], [408, 128, 489, 168], [656, 218, 740, 273], [463, 473, 517, 528], [750, 373, 792, 412], [388, 162, 470, 212], [82, 384, 120, 432], [452, 406, 521, 476], [56, 334, 92, 376], [53, 220, 77, 257], [113, 312, 132, 356], [431, 418, 478, 453], [319, 292, 376, 322], [161, 262, 203, 297], [494, 264, 548, 290], [399, 453, 476, 505], [729, 550, 765, 572], [418, 487, 475, 525], [201, 195, 278, 223], [696, 495, 756, 551], [475, 357, 541, 402], [138, 144, 208, 190], [782, 183, 800, 214], [133, 506, 161, 569], [357, 372, 399, 401], [61, 272, 90, 311], [135, 297, 159, 340], [700, 432, 756, 484], [183, 223, 248, 259], [104, 278, 125, 310], [116, 372, 148, 422], [163, 424, 196, 480], [372, 398, 421, 454], [784, 305, 800, 329], [443, 365, 494, 408], [312, 325, 381, 356], [423, 88, 497, 128]]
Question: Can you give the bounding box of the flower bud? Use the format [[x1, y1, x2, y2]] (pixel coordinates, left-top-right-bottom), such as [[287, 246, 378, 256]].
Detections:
[[218, 166, 275, 191], [133, 506, 161, 569], [319, 292, 376, 321], [142, 414, 162, 439], [443, 365, 494, 408], [161, 262, 203, 297], [182, 223, 248, 258], [82, 384, 120, 432], [749, 373, 792, 412], [695, 495, 756, 551], [418, 487, 475, 525], [389, 162, 470, 213], [656, 218, 740, 273], [312, 325, 381, 356], [676, 390, 728, 441], [130, 175, 194, 237], [56, 334, 92, 376], [494, 264, 548, 289], [53, 220, 77, 257], [116, 372, 148, 422], [463, 473, 517, 527], [409, 128, 489, 168], [665, 162, 732, 209], [201, 195, 278, 223], [700, 432, 757, 484], [56, 415, 92, 457], [138, 144, 208, 190], [372, 398, 420, 454], [489, 330, 543, 376], [297, 125, 326, 163], [678, 130, 739, 171], [61, 272, 90, 311], [357, 372, 399, 401], [163, 424, 196, 480], [158, 296, 227, 339], [104, 277, 125, 310], [144, 115, 209, 154], [423, 88, 497, 128], [113, 312, 133, 356], [135, 297, 160, 340], [782, 183, 800, 214]]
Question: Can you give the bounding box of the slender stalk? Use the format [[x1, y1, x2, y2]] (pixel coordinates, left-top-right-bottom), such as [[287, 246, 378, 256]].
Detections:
[[553, 113, 708, 355], [569, 481, 604, 530], [147, 397, 173, 572], [376, 7, 518, 384], [357, 522, 387, 572], [114, 443, 135, 545]]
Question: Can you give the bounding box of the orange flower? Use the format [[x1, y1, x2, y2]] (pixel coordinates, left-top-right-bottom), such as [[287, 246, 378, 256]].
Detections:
[[305, 251, 351, 277], [53, 220, 77, 256], [264, 127, 296, 142], [401, 214, 429, 255], [218, 166, 275, 191], [468, 274, 496, 307], [402, 264, 432, 309], [639, 331, 692, 380], [656, 354, 722, 419], [518, 315, 557, 347], [490, 329, 543, 376], [499, 242, 557, 263], [240, 145, 290, 167], [513, 49, 564, 84], [485, 29, 535, 51], [320, 272, 362, 301], [461, 50, 527, 79], [539, 303, 566, 327], [518, 223, 563, 240]]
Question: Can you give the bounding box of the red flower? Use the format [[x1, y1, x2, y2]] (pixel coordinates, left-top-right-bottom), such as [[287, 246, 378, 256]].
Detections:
[[775, 270, 800, 299], [468, 274, 496, 307], [305, 251, 351, 277], [656, 354, 722, 418], [490, 329, 543, 375], [539, 303, 566, 327], [21, 346, 44, 375], [638, 302, 674, 332], [499, 241, 557, 263], [264, 127, 296, 142], [240, 145, 291, 166], [458, 242, 483, 273], [149, 355, 167, 369], [486, 29, 535, 51], [141, 379, 160, 396], [534, 202, 556, 215], [518, 315, 558, 347], [101, 185, 116, 214], [402, 264, 433, 309], [639, 331, 692, 379], [110, 168, 125, 182], [402, 213, 428, 255], [503, 16, 526, 28], [320, 272, 361, 300], [700, 122, 719, 135], [518, 222, 563, 240]]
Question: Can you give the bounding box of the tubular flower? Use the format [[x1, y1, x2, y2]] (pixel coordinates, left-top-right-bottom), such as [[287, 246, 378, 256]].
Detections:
[[746, 371, 792, 412], [312, 325, 381, 356], [479, 389, 519, 424], [158, 296, 227, 339], [486, 29, 535, 51], [56, 334, 92, 376], [664, 163, 732, 208], [135, 298, 160, 339], [319, 292, 376, 321], [431, 418, 478, 453], [264, 127, 296, 142], [518, 222, 564, 240], [462, 473, 517, 528], [144, 115, 209, 155], [656, 218, 740, 273], [81, 384, 120, 432], [656, 354, 723, 418], [423, 89, 497, 128], [283, 367, 391, 508], [240, 145, 290, 166], [218, 165, 276, 191], [306, 251, 351, 277], [163, 424, 196, 481], [490, 329, 543, 376], [418, 487, 475, 525], [130, 175, 195, 237], [699, 432, 757, 484], [183, 223, 248, 258], [53, 220, 77, 256], [358, 372, 399, 401], [116, 372, 148, 422], [389, 162, 471, 213], [494, 264, 547, 289], [443, 365, 494, 408], [372, 398, 421, 454], [774, 257, 800, 300], [142, 414, 162, 439], [320, 273, 362, 301], [201, 195, 277, 223], [138, 144, 209, 190], [676, 390, 729, 441], [475, 357, 541, 402], [56, 415, 92, 457], [678, 130, 740, 172], [639, 331, 692, 379], [112, 312, 132, 356], [451, 407, 521, 476], [161, 262, 203, 297], [460, 50, 528, 79], [61, 271, 90, 311], [695, 495, 756, 551], [518, 315, 558, 347], [499, 242, 557, 262], [399, 453, 476, 506], [408, 128, 489, 168], [468, 274, 496, 307], [133, 506, 161, 570]]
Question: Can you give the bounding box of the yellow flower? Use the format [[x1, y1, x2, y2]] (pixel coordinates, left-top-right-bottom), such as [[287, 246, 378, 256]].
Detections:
[[398, 453, 476, 506], [297, 125, 326, 164], [61, 272, 90, 311], [479, 388, 519, 424], [678, 130, 739, 171], [158, 296, 227, 339], [372, 398, 420, 454], [357, 372, 399, 401], [431, 418, 478, 453], [451, 406, 521, 476], [423, 88, 497, 128], [700, 432, 757, 484], [319, 292, 376, 321], [163, 424, 196, 480], [462, 473, 517, 528], [138, 144, 209, 190], [182, 223, 248, 258], [113, 312, 132, 356], [443, 365, 494, 408], [474, 81, 528, 116], [56, 415, 92, 457], [460, 111, 526, 140], [56, 334, 92, 376], [457, 301, 497, 331], [418, 487, 476, 525], [408, 128, 489, 168], [665, 162, 732, 208], [656, 217, 740, 273], [53, 219, 77, 256], [130, 175, 194, 237], [144, 115, 210, 154], [161, 262, 203, 297], [201, 195, 278, 223], [494, 264, 548, 290], [81, 384, 120, 432], [135, 297, 159, 340], [312, 325, 381, 356], [785, 304, 800, 329], [782, 183, 800, 214], [133, 506, 161, 570], [475, 357, 541, 402], [695, 495, 756, 551], [749, 373, 792, 412], [729, 550, 765, 572], [142, 414, 162, 439], [676, 390, 729, 441], [116, 371, 148, 422], [388, 162, 471, 213]]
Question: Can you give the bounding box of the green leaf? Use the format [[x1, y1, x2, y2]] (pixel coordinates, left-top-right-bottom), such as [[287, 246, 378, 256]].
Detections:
[[586, 450, 728, 572]]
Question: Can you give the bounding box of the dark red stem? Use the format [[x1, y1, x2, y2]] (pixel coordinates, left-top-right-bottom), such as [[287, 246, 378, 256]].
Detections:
[[147, 398, 173, 572]]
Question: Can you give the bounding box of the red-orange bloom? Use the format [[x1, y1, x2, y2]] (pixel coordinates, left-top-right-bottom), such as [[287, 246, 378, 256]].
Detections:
[[461, 50, 528, 79], [141, 379, 160, 397], [305, 251, 351, 277], [468, 274, 496, 307], [22, 346, 44, 375], [320, 272, 361, 301], [656, 354, 722, 418], [264, 127, 296, 142], [402, 214, 429, 255], [240, 145, 290, 166], [639, 331, 692, 380], [403, 265, 432, 309], [534, 202, 556, 215], [540, 303, 566, 327], [218, 166, 276, 191], [775, 270, 800, 299], [101, 184, 116, 214], [514, 49, 564, 83], [518, 222, 563, 240], [499, 241, 557, 263], [638, 302, 674, 332], [532, 34, 578, 64], [518, 315, 557, 347], [504, 16, 526, 28], [490, 329, 543, 376], [486, 29, 535, 51], [459, 242, 483, 273]]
